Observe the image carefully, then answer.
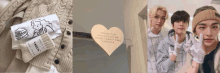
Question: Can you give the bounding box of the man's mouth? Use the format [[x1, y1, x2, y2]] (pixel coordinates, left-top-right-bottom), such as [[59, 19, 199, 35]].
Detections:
[[204, 38, 213, 43], [178, 28, 184, 30]]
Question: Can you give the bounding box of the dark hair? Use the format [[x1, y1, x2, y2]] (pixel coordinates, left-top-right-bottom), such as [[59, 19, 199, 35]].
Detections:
[[171, 10, 190, 26], [193, 6, 216, 17]]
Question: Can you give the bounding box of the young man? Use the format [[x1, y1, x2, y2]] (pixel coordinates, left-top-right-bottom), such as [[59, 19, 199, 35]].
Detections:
[[182, 6, 220, 73], [156, 10, 192, 73], [147, 5, 169, 73]]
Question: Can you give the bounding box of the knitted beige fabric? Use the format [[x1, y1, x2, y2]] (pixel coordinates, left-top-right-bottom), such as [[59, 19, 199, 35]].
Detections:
[[192, 9, 220, 32], [20, 33, 55, 63], [0, 0, 73, 72]]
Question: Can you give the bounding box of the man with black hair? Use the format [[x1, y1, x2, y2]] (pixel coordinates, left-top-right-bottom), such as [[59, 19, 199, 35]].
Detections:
[[156, 10, 193, 73]]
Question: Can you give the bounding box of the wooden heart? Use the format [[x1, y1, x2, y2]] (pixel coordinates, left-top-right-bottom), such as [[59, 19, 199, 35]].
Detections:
[[91, 24, 124, 56]]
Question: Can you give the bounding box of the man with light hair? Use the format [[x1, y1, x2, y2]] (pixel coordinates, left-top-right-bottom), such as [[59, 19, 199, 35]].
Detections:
[[147, 5, 169, 73]]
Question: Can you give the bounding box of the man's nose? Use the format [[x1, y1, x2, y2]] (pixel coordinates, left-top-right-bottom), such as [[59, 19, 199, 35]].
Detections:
[[157, 18, 161, 23], [204, 27, 213, 37], [179, 22, 184, 26]]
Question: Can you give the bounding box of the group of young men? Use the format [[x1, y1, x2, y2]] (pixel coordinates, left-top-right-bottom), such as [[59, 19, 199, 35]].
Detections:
[[147, 5, 220, 73]]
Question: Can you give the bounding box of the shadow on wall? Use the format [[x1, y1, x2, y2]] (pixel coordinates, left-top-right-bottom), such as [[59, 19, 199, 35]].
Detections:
[[126, 45, 132, 73], [73, 38, 129, 73]]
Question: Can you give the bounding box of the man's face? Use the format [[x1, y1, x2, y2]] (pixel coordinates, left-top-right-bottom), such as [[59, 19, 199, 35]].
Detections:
[[150, 10, 166, 30], [195, 19, 220, 47], [172, 21, 188, 35]]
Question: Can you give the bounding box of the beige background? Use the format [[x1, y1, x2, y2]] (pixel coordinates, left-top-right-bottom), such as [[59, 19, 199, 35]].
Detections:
[[148, 0, 220, 32], [123, 0, 148, 73]]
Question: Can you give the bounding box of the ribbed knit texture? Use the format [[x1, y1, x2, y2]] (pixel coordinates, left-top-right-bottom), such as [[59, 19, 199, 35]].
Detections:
[[192, 9, 220, 32], [20, 33, 55, 63], [0, 0, 73, 72]]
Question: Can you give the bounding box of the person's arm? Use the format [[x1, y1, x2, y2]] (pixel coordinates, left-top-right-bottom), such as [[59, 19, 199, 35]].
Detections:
[[170, 54, 177, 62], [177, 53, 200, 73], [186, 61, 200, 73], [170, 54, 176, 62], [156, 40, 175, 73], [186, 34, 205, 73]]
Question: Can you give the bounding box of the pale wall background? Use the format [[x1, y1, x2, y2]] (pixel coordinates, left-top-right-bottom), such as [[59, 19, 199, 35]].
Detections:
[[148, 0, 220, 32], [123, 0, 148, 73]]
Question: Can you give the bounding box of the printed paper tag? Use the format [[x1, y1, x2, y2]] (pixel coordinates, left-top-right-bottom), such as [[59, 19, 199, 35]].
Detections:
[[91, 24, 124, 56], [26, 36, 47, 57], [10, 14, 60, 41]]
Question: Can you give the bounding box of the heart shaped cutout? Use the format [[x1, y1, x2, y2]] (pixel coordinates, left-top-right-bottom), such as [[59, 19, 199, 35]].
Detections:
[[91, 24, 124, 56]]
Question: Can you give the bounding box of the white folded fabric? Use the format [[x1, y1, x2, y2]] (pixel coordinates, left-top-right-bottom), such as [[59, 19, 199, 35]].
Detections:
[[10, 14, 62, 50]]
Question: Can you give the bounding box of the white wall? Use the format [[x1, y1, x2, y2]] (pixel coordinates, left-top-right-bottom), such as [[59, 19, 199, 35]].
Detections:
[[72, 0, 126, 44], [72, 0, 125, 34], [123, 0, 148, 73]]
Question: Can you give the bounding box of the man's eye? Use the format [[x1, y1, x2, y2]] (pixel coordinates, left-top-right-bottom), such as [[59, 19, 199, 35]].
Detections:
[[213, 26, 218, 28], [155, 16, 158, 18], [199, 27, 205, 29]]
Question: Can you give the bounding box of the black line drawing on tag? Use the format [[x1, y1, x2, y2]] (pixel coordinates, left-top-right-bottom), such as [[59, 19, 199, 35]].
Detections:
[[15, 28, 29, 40], [31, 18, 55, 38]]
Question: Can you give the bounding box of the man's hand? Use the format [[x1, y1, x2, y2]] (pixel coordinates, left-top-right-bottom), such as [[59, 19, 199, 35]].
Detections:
[[173, 34, 182, 56], [189, 34, 205, 64], [183, 34, 192, 52]]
